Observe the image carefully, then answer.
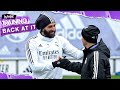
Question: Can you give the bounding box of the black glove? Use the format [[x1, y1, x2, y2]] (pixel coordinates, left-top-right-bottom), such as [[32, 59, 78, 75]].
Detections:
[[52, 58, 71, 68]]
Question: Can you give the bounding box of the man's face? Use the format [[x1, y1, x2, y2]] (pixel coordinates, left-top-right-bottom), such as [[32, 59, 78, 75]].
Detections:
[[82, 37, 87, 47], [42, 23, 56, 38]]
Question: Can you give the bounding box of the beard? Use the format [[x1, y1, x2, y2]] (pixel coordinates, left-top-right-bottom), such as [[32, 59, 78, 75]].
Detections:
[[42, 29, 56, 38]]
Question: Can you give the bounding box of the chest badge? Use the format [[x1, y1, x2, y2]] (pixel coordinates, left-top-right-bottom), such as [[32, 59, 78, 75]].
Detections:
[[55, 42, 59, 47]]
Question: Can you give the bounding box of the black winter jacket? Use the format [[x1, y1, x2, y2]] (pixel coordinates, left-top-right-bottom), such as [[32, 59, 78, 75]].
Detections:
[[52, 39, 111, 79]]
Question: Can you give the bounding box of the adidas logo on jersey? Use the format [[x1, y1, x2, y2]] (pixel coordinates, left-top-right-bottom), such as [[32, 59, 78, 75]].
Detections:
[[39, 44, 42, 47]]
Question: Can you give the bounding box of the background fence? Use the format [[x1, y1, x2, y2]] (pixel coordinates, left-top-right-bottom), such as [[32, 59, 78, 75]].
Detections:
[[0, 57, 120, 76]]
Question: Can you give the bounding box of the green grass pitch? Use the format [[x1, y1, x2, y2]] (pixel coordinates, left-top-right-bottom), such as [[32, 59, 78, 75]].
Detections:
[[63, 75, 120, 79]]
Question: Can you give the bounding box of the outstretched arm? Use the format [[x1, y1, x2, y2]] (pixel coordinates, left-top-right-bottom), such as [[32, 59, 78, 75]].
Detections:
[[52, 57, 82, 74]]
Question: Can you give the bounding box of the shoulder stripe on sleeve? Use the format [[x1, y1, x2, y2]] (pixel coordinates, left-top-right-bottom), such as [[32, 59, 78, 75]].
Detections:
[[26, 35, 38, 65], [28, 49, 34, 64], [92, 51, 99, 79], [26, 41, 34, 65]]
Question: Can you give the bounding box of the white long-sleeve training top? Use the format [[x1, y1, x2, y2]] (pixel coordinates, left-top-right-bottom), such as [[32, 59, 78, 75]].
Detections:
[[25, 32, 83, 79]]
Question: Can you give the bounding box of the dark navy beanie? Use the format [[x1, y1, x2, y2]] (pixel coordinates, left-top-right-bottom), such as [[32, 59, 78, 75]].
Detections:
[[35, 14, 55, 30], [81, 25, 100, 43]]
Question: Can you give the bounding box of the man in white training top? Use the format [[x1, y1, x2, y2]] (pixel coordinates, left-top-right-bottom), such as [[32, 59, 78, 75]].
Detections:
[[25, 13, 83, 79]]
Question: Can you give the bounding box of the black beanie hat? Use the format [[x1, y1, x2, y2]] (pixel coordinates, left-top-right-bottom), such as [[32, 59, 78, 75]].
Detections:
[[35, 14, 55, 30], [81, 25, 100, 43]]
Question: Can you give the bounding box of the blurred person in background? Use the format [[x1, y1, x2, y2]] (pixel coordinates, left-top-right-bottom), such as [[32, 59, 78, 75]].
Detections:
[[52, 25, 111, 79], [25, 13, 83, 79]]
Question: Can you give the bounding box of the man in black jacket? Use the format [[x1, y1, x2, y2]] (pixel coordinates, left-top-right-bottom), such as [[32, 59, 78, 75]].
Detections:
[[52, 25, 111, 79]]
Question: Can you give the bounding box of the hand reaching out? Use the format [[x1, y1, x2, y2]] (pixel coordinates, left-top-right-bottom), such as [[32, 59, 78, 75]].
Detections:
[[52, 56, 70, 68]]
